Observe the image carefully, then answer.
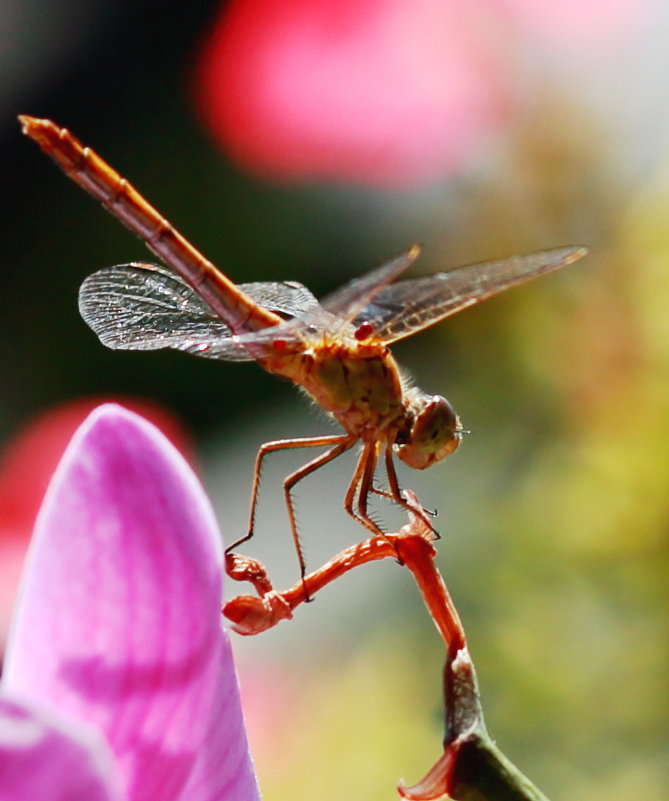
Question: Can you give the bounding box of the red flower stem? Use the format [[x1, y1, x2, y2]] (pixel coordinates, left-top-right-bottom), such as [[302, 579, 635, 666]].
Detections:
[[224, 504, 465, 655]]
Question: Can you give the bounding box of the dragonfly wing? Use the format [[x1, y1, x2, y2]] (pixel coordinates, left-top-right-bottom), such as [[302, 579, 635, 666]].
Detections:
[[358, 246, 587, 344], [79, 263, 319, 361], [236, 279, 320, 317], [319, 246, 421, 326]]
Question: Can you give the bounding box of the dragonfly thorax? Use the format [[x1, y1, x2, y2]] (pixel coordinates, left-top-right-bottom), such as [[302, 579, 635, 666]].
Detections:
[[264, 338, 406, 436], [395, 392, 462, 470]]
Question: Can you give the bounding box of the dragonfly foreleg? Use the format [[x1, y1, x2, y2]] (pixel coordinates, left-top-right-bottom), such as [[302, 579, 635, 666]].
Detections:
[[384, 446, 440, 539]]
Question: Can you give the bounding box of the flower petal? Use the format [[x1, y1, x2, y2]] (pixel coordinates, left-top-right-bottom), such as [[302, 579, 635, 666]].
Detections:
[[3, 404, 259, 801], [195, 0, 513, 187], [0, 398, 193, 650], [0, 696, 120, 801]]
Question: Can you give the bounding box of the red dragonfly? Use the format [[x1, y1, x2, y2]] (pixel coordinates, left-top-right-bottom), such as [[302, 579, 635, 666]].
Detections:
[[20, 116, 586, 577]]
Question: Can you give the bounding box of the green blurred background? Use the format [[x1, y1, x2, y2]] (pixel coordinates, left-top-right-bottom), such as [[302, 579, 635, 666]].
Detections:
[[1, 1, 668, 799]]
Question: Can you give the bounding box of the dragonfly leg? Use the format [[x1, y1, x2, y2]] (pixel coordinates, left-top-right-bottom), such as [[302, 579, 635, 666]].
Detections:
[[357, 447, 437, 534], [356, 441, 382, 523], [226, 434, 354, 556], [343, 441, 385, 537], [347, 440, 416, 565], [282, 437, 357, 586], [384, 446, 439, 538]]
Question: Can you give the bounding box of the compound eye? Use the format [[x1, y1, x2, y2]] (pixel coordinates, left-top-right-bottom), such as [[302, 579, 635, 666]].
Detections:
[[396, 395, 461, 469], [424, 396, 457, 430], [415, 396, 458, 444]]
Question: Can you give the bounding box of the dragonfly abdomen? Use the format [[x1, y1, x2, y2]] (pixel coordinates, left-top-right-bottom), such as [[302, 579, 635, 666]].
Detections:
[[19, 115, 282, 336]]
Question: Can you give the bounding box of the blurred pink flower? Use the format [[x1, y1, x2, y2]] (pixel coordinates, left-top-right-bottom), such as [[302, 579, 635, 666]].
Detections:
[[0, 405, 259, 801], [0, 398, 193, 649], [195, 0, 514, 187], [194, 0, 649, 187]]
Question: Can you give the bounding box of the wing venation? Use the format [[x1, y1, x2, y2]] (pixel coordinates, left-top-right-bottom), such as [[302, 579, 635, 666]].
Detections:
[[78, 263, 319, 361], [357, 246, 587, 344]]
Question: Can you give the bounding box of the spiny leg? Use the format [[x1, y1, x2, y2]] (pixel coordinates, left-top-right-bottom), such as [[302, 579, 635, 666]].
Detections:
[[343, 440, 384, 536], [226, 433, 353, 555], [383, 445, 439, 537], [344, 441, 410, 565], [384, 443, 403, 503], [366, 446, 409, 504], [368, 447, 438, 533], [356, 440, 382, 523], [282, 437, 357, 582]]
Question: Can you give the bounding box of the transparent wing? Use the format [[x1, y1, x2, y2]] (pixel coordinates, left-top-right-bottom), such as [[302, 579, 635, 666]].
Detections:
[[319, 246, 421, 325], [223, 246, 423, 346], [78, 263, 320, 361], [355, 246, 587, 344]]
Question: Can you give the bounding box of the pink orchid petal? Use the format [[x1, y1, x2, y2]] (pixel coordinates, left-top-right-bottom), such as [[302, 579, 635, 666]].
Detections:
[[195, 0, 513, 186], [3, 405, 259, 801], [0, 696, 120, 801], [0, 397, 193, 650]]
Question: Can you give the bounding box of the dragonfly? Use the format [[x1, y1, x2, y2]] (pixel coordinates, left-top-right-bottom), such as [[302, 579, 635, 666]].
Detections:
[[19, 115, 587, 579]]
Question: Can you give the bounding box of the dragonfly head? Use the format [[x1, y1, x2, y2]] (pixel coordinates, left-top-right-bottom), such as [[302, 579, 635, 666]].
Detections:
[[396, 394, 462, 470]]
